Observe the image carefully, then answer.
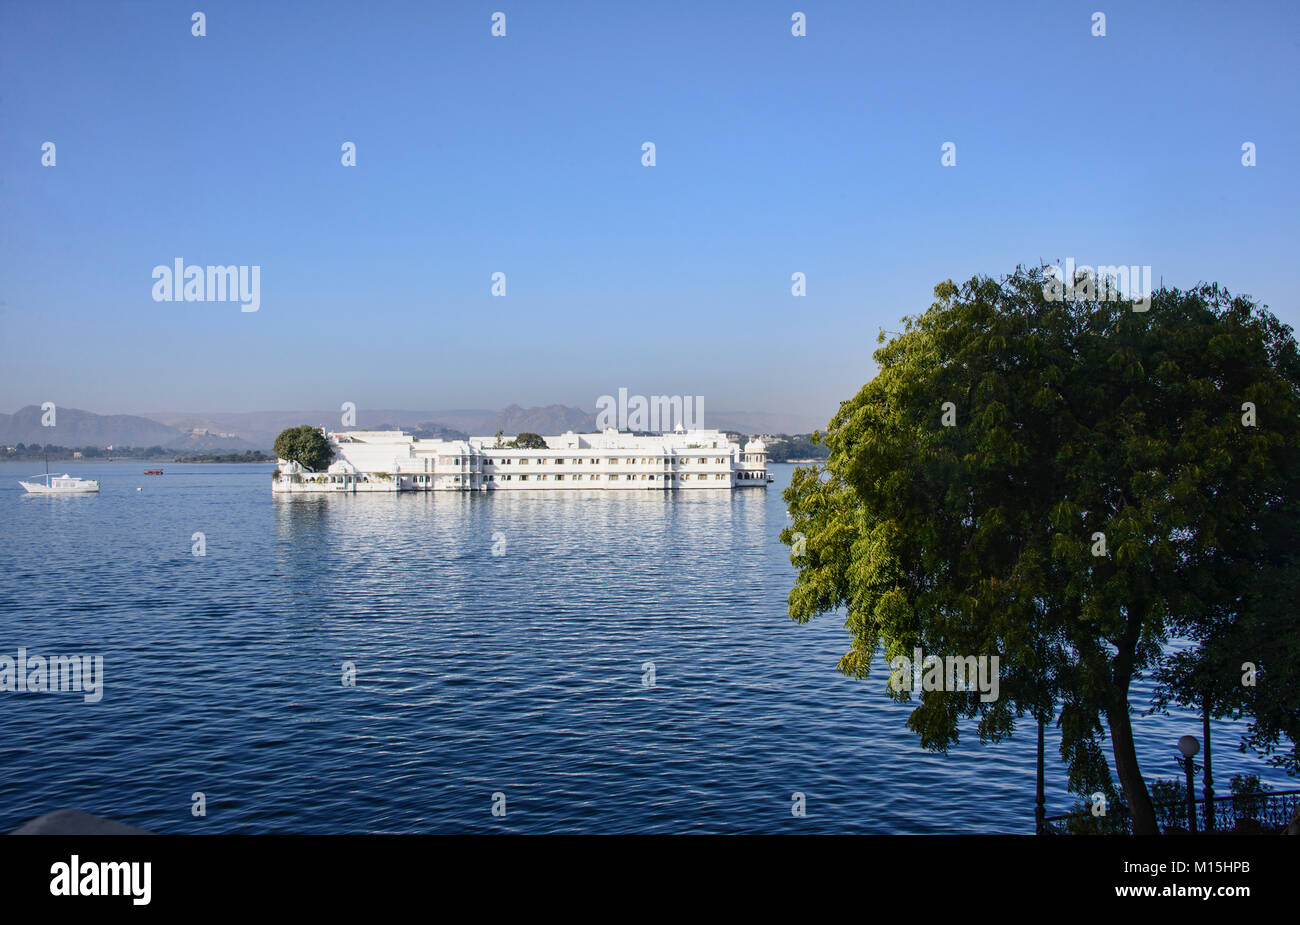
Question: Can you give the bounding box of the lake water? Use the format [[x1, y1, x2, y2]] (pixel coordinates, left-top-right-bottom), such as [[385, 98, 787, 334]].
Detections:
[[0, 461, 1283, 833]]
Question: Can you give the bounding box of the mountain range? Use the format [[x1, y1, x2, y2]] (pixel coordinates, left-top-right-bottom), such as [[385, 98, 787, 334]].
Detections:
[[0, 406, 261, 452], [1, 404, 827, 452]]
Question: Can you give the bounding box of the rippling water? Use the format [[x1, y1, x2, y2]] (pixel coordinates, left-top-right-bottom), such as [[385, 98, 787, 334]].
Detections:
[[0, 461, 1283, 833]]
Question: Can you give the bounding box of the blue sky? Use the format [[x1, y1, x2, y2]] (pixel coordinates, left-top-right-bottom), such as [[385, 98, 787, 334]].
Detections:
[[1, 0, 1297, 423]]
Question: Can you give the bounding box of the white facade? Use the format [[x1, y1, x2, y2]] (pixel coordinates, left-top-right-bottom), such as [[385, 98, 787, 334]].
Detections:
[[272, 428, 767, 493]]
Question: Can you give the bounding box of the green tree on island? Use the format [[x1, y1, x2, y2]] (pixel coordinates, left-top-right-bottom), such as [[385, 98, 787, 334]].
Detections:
[[511, 432, 548, 449], [781, 268, 1300, 834], [273, 425, 334, 472]]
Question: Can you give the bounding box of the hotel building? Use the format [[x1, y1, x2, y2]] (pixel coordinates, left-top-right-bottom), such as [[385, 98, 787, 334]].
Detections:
[[272, 428, 768, 493]]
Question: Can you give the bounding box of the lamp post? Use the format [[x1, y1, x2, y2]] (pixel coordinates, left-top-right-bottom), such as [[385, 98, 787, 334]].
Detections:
[[1035, 714, 1045, 835], [1201, 702, 1215, 831], [1177, 735, 1200, 834]]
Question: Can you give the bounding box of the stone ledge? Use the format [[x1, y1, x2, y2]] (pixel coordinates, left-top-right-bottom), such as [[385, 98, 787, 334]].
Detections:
[[11, 809, 152, 835]]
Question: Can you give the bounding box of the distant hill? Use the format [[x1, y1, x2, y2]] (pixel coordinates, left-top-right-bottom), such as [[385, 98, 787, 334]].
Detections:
[[168, 432, 262, 452], [143, 406, 601, 445], [143, 409, 492, 449], [483, 404, 596, 436], [414, 410, 500, 434], [0, 406, 180, 448], [0, 406, 260, 452]]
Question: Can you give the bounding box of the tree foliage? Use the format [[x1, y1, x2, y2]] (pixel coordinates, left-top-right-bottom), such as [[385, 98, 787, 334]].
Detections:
[[763, 433, 831, 463], [782, 267, 1300, 833], [511, 432, 548, 449], [273, 425, 334, 472]]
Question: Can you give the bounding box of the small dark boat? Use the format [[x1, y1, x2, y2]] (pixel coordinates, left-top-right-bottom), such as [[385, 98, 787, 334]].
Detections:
[[144, 468, 163, 475]]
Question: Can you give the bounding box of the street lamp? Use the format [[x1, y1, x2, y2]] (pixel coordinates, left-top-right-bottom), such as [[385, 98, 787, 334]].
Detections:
[[1177, 735, 1200, 834]]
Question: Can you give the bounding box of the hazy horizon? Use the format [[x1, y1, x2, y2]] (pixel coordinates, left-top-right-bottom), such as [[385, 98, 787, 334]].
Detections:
[[0, 400, 835, 426]]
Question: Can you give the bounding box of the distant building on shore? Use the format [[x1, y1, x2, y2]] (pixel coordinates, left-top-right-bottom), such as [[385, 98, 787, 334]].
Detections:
[[273, 428, 767, 493]]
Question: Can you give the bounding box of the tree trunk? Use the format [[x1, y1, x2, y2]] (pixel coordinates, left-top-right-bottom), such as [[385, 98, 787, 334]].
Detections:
[[1106, 702, 1158, 834], [1099, 612, 1157, 834]]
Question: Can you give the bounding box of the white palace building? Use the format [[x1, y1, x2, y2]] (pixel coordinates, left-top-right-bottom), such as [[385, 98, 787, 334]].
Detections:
[[272, 428, 769, 493]]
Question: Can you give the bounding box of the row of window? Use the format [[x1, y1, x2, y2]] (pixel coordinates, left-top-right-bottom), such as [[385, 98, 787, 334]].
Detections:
[[438, 456, 736, 466], [409, 473, 733, 483]]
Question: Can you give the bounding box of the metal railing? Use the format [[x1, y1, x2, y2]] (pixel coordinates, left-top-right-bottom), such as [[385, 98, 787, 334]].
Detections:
[[1041, 789, 1300, 834]]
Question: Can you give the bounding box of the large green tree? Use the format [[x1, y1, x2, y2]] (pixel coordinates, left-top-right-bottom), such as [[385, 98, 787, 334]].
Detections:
[[511, 432, 548, 449], [782, 268, 1300, 834], [273, 425, 334, 472]]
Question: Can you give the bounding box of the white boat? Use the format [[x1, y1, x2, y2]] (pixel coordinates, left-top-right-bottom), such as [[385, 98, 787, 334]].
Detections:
[[19, 472, 100, 494]]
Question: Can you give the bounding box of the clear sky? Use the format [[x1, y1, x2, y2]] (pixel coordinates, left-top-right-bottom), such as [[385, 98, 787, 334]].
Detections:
[[1, 0, 1297, 423]]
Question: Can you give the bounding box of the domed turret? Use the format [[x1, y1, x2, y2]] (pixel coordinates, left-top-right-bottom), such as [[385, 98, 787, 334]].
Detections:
[[739, 439, 768, 484]]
